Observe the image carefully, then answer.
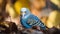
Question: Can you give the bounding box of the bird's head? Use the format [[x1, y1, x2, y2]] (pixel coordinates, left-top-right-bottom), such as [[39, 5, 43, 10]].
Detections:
[[21, 8, 31, 17]]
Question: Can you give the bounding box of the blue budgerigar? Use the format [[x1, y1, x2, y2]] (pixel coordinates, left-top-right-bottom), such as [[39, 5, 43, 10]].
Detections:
[[20, 8, 47, 30]]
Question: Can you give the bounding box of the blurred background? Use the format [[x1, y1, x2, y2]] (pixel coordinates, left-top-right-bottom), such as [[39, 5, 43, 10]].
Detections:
[[0, 0, 60, 34]]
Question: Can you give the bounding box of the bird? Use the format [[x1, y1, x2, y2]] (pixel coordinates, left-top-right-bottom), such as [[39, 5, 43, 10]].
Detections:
[[20, 8, 46, 30]]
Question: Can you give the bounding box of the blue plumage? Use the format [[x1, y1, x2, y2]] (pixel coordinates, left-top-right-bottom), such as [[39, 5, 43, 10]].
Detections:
[[20, 8, 46, 30]]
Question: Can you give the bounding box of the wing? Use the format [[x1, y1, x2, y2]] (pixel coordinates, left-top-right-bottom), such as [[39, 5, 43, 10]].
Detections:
[[27, 14, 46, 30]]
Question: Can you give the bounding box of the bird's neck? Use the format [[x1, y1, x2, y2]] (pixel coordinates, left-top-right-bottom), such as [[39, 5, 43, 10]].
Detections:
[[22, 13, 30, 19]]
